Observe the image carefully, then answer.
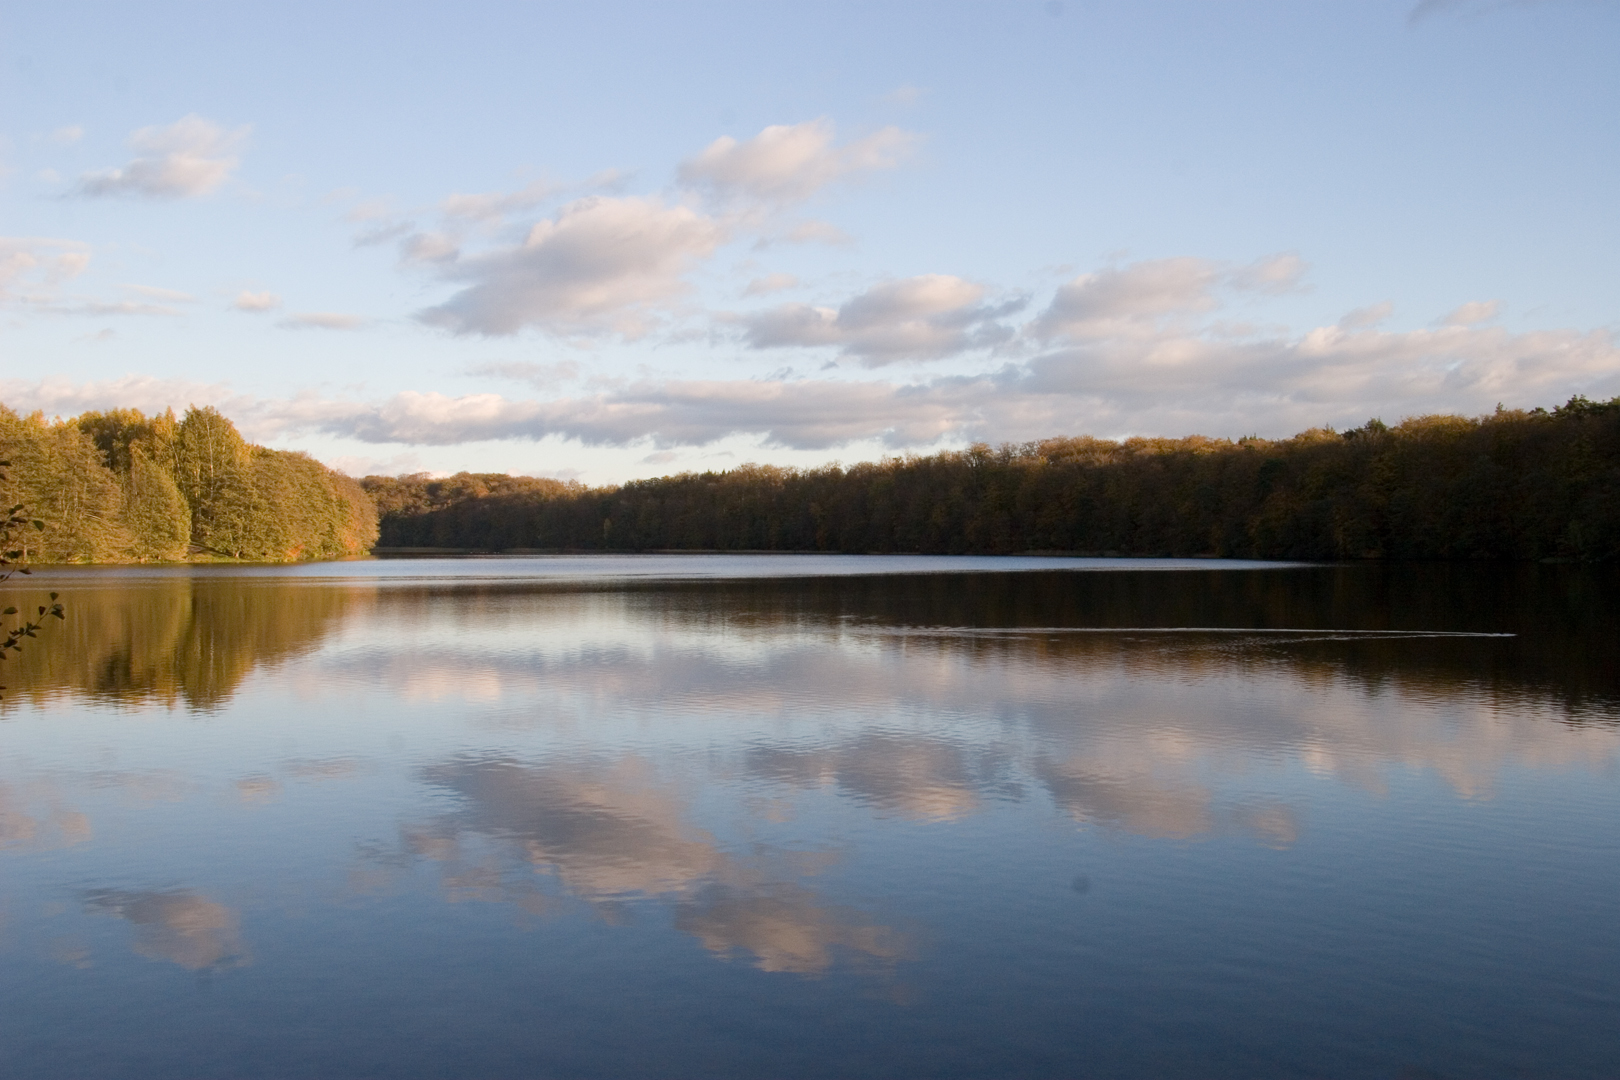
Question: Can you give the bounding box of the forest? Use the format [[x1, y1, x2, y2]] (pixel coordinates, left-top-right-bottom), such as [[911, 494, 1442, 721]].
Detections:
[[4, 397, 1617, 564], [363, 397, 1620, 562], [0, 404, 377, 562]]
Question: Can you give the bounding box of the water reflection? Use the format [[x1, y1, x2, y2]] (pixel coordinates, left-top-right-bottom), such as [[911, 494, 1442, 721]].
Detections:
[[83, 889, 249, 972], [398, 755, 907, 974], [0, 576, 358, 710], [0, 781, 91, 852], [1, 561, 1617, 1076], [747, 735, 1014, 822]]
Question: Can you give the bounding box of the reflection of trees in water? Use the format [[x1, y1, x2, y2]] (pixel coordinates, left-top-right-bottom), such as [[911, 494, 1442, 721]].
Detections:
[[616, 563, 1620, 720], [386, 754, 908, 977], [0, 578, 358, 710], [338, 571, 1619, 834]]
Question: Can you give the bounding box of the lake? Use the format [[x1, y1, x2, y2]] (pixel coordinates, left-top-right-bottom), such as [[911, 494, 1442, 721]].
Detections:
[[1, 556, 1617, 1079]]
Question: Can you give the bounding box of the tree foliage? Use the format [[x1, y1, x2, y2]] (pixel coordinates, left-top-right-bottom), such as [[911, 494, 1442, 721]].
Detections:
[[0, 458, 65, 696], [364, 397, 1620, 562], [0, 403, 377, 563]]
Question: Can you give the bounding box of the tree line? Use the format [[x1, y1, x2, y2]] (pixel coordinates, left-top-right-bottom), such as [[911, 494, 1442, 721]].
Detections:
[[363, 397, 1620, 561], [0, 404, 377, 562]]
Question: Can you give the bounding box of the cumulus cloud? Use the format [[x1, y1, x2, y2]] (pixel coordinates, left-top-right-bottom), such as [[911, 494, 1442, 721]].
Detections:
[[416, 195, 725, 337], [1032, 254, 1310, 342], [742, 274, 1025, 365], [294, 294, 1620, 448], [49, 125, 84, 145], [77, 115, 246, 199], [679, 118, 917, 204], [1032, 257, 1224, 341], [241, 378, 968, 450], [10, 256, 1616, 454], [379, 121, 908, 341], [233, 289, 280, 311]]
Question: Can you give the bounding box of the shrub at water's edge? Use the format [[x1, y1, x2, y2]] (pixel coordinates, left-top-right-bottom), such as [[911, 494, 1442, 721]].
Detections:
[[363, 397, 1620, 561], [0, 404, 378, 563]]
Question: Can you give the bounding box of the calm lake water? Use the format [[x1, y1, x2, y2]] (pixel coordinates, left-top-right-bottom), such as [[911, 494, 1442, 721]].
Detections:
[[2, 556, 1617, 1079]]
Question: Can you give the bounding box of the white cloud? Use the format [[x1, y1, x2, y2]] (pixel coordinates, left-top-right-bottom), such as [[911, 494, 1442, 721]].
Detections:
[[1033, 258, 1224, 341], [49, 125, 84, 146], [1032, 254, 1309, 343], [77, 115, 247, 199], [416, 195, 726, 338], [1443, 299, 1501, 325], [12, 253, 1612, 461], [0, 373, 240, 418], [278, 312, 368, 330], [255, 380, 970, 450], [679, 119, 917, 204], [324, 451, 426, 478], [742, 274, 1025, 365], [6, 303, 1617, 455], [232, 290, 281, 312]]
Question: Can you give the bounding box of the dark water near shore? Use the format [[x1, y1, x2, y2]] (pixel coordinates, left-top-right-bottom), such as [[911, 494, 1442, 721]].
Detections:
[[2, 556, 1617, 1079]]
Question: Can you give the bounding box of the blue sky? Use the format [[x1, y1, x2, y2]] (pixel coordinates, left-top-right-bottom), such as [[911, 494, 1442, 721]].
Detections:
[[2, 0, 1617, 481]]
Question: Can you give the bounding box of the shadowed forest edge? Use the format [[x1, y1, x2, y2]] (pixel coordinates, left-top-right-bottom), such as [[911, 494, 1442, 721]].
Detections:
[[2, 397, 1618, 563]]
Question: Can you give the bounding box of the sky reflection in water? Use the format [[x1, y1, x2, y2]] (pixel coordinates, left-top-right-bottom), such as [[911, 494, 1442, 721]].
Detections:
[[1, 558, 1617, 1079]]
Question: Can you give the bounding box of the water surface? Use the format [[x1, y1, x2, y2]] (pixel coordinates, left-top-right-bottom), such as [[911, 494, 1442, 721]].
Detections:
[[2, 557, 1616, 1078]]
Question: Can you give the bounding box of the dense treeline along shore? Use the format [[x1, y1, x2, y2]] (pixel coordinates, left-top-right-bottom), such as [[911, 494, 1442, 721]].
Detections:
[[4, 398, 1616, 564], [0, 405, 377, 562], [364, 398, 1620, 561]]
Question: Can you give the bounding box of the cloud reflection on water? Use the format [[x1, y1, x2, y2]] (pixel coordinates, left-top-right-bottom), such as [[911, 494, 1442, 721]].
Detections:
[[400, 754, 908, 975], [7, 564, 1619, 987], [83, 889, 249, 972]]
